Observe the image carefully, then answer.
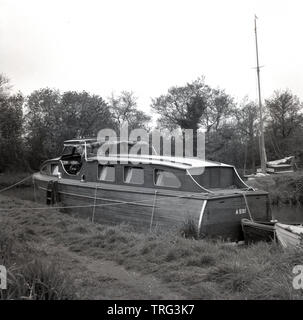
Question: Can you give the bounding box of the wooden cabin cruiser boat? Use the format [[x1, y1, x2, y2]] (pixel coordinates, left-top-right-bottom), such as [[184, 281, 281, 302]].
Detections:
[[33, 139, 272, 241]]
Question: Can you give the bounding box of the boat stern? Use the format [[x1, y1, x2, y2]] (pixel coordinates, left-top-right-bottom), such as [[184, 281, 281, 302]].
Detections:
[[199, 190, 272, 241]]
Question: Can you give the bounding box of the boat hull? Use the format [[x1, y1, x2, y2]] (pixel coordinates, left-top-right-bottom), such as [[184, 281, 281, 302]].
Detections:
[[275, 223, 303, 248], [33, 173, 271, 241], [241, 218, 276, 244]]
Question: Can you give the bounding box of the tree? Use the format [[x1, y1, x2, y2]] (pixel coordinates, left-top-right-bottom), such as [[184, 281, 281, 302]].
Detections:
[[152, 77, 233, 132], [0, 74, 11, 98], [233, 100, 259, 173], [265, 90, 303, 158], [61, 91, 115, 138], [108, 91, 151, 131], [0, 74, 25, 171], [151, 78, 209, 132], [25, 88, 114, 169], [151, 77, 234, 156], [24, 88, 61, 168]]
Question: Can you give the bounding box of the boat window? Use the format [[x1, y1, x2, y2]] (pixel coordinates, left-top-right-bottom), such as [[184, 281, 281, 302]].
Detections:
[[154, 169, 181, 188], [98, 165, 115, 182], [60, 145, 83, 175], [61, 146, 75, 156], [198, 167, 240, 189], [124, 166, 144, 184], [51, 164, 59, 176]]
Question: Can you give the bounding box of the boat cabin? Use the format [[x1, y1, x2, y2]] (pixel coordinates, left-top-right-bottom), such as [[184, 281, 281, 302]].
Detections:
[[40, 139, 251, 193]]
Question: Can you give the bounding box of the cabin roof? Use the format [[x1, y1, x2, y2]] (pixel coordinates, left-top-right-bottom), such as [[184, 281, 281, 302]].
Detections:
[[63, 139, 234, 170], [89, 154, 232, 170]]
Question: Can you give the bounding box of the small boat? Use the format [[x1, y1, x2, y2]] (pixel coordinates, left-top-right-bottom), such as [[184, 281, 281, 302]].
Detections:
[[33, 138, 272, 241], [241, 219, 303, 248], [266, 156, 295, 174], [241, 218, 276, 244], [275, 223, 303, 248]]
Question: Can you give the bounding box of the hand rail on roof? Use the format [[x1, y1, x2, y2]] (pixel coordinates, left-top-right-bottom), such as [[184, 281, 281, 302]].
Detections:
[[63, 138, 150, 145]]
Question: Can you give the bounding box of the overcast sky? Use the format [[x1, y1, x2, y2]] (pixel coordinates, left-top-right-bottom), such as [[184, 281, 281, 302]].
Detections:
[[1, 0, 303, 113]]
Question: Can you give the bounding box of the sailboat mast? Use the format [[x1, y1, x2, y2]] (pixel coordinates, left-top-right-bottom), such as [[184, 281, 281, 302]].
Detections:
[[254, 15, 267, 173]]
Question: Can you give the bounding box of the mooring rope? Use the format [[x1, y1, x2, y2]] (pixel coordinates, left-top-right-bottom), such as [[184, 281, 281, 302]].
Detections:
[[0, 172, 271, 228], [149, 190, 158, 232], [241, 191, 276, 224], [0, 198, 155, 212], [91, 184, 98, 223], [186, 169, 213, 193], [0, 185, 210, 213], [0, 175, 33, 194], [32, 176, 37, 202], [242, 192, 254, 222], [0, 175, 258, 219]]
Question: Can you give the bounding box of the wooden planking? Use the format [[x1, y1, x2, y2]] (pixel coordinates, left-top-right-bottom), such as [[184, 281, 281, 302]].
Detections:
[[33, 173, 270, 240], [59, 187, 154, 228], [150, 194, 201, 229], [241, 219, 276, 244], [200, 194, 270, 240], [245, 194, 271, 221], [200, 197, 247, 240], [36, 179, 203, 231]]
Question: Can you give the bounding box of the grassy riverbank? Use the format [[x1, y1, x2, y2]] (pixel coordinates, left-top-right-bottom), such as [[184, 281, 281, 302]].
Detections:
[[0, 193, 303, 300]]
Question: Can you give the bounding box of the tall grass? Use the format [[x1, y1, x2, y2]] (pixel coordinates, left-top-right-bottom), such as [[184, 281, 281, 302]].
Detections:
[[180, 218, 199, 239], [2, 260, 75, 300], [0, 223, 76, 300], [1, 193, 303, 299]]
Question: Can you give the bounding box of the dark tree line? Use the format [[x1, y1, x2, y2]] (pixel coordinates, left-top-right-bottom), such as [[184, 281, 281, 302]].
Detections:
[[151, 78, 303, 173], [0, 75, 151, 171], [1, 72, 303, 173], [264, 90, 303, 163], [24, 88, 116, 169]]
